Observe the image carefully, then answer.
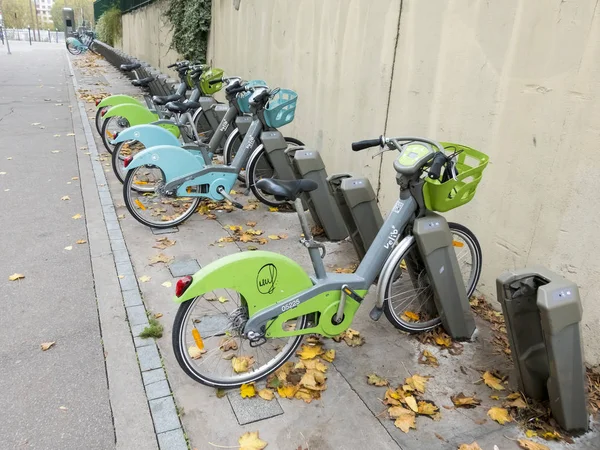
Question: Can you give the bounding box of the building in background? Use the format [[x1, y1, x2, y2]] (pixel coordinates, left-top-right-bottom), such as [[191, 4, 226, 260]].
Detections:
[[35, 0, 54, 25]]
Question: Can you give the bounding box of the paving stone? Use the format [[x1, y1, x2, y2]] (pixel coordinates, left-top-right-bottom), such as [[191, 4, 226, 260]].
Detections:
[[130, 323, 154, 348], [137, 343, 162, 372], [123, 289, 143, 307], [168, 259, 200, 278], [227, 390, 284, 425], [108, 227, 123, 241], [116, 260, 134, 277], [149, 396, 180, 434], [127, 305, 149, 326], [152, 227, 179, 235], [119, 274, 138, 291], [156, 428, 187, 450], [146, 379, 171, 400], [142, 368, 166, 386], [105, 219, 120, 231], [113, 249, 130, 263], [111, 238, 127, 251]]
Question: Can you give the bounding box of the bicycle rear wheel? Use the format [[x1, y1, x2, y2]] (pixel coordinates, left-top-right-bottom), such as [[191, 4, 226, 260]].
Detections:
[[101, 115, 130, 154], [172, 289, 308, 388], [66, 42, 82, 55], [112, 140, 146, 184]]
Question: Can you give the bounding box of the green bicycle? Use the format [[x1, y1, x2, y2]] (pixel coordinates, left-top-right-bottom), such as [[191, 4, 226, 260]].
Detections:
[[171, 135, 488, 387]]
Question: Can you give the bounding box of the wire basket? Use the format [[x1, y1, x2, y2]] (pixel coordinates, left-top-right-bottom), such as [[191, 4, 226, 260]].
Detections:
[[422, 143, 489, 212], [264, 89, 297, 128], [200, 68, 224, 95], [237, 80, 267, 113]]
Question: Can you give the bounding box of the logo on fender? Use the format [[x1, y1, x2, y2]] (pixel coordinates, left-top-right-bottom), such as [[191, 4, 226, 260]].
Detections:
[[256, 263, 277, 294]]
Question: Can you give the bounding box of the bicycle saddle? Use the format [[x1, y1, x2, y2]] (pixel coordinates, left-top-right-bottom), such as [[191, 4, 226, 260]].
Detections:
[[165, 101, 201, 114], [120, 63, 141, 71], [256, 179, 318, 201], [132, 76, 155, 87], [152, 94, 183, 105]]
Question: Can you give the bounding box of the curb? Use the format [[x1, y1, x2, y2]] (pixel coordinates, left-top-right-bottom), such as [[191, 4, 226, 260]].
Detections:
[[65, 51, 189, 450]]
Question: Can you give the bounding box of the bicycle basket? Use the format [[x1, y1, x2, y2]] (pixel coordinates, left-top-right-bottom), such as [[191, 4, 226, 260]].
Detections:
[[200, 68, 225, 95], [264, 89, 297, 128], [237, 80, 268, 113], [422, 143, 489, 212]]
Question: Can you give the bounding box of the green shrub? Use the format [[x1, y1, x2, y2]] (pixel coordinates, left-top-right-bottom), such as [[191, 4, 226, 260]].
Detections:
[[166, 0, 211, 62], [96, 6, 122, 47]]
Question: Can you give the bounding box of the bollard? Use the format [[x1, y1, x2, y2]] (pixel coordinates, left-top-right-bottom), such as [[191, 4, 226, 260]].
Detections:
[[56, 29, 58, 43], [497, 267, 588, 431], [28, 26, 32, 45]]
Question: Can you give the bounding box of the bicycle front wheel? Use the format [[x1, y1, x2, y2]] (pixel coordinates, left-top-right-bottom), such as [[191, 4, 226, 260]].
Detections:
[[101, 115, 130, 154], [66, 42, 82, 55], [383, 223, 482, 333], [112, 140, 146, 184], [95, 106, 110, 135], [173, 289, 308, 388]]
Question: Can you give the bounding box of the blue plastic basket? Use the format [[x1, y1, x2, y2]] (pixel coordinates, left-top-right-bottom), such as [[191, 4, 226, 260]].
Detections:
[[237, 80, 268, 113], [264, 89, 298, 128]]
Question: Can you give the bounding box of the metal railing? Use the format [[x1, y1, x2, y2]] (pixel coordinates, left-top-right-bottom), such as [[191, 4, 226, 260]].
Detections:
[[3, 28, 65, 43]]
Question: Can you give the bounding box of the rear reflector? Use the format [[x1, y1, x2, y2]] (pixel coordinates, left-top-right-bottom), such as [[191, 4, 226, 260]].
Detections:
[[175, 276, 193, 297]]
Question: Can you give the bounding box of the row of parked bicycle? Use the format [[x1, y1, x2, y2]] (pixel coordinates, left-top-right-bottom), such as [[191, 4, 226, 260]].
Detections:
[[91, 58, 490, 388]]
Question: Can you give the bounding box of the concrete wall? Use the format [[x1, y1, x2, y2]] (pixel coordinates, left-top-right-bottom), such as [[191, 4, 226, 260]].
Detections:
[[116, 0, 182, 77], [209, 0, 600, 364]]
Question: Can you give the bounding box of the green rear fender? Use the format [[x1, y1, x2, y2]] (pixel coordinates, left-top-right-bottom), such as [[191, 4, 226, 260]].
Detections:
[[97, 95, 144, 109], [174, 251, 313, 316], [103, 103, 159, 127]]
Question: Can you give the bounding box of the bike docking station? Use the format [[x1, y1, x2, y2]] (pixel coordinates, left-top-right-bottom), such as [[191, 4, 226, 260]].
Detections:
[[497, 267, 588, 432]]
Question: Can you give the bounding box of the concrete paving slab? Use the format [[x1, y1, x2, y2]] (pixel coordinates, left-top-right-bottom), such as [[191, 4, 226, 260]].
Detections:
[[227, 391, 284, 425], [168, 259, 201, 277], [149, 396, 181, 433], [156, 429, 188, 450]]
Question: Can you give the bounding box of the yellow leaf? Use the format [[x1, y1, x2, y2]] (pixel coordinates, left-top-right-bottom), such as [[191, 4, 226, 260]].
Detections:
[[525, 430, 538, 438], [404, 311, 420, 321], [507, 397, 528, 409], [76, 240, 87, 244], [227, 225, 243, 232], [161, 281, 172, 288], [61, 195, 70, 201], [296, 344, 324, 360], [388, 406, 413, 419], [405, 374, 429, 393], [321, 349, 335, 362], [72, 214, 82, 219], [139, 275, 151, 283], [238, 431, 267, 450], [299, 370, 327, 391], [268, 207, 278, 212], [487, 407, 512, 424], [417, 401, 438, 416], [188, 346, 205, 359], [277, 384, 298, 398], [458, 443, 482, 450], [294, 387, 317, 403], [148, 253, 173, 265], [246, 221, 257, 227], [405, 396, 418, 412], [490, 395, 500, 400], [540, 431, 561, 440], [218, 296, 228, 303], [243, 203, 258, 211], [482, 371, 505, 391], [153, 237, 176, 249], [268, 234, 280, 240], [232, 356, 254, 373], [64, 246, 73, 251], [41, 341, 56, 351], [418, 350, 439, 367], [434, 331, 452, 347], [384, 388, 404, 405], [517, 439, 550, 450], [154, 313, 163, 319], [66, 133, 75, 136], [506, 392, 522, 400], [257, 389, 274, 401], [8, 273, 25, 281], [295, 359, 328, 372], [394, 413, 416, 433], [451, 393, 481, 408], [240, 383, 256, 399], [72, 177, 79, 180], [367, 373, 389, 387]]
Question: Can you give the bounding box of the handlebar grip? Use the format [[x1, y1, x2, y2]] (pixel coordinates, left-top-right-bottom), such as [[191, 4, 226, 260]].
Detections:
[[351, 138, 382, 151], [428, 152, 447, 180], [209, 78, 222, 86], [229, 86, 247, 94]]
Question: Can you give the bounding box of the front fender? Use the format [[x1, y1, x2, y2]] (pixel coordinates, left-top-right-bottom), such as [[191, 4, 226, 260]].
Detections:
[[112, 124, 181, 148], [97, 95, 144, 109], [127, 145, 205, 181], [174, 251, 313, 317], [103, 103, 158, 127]]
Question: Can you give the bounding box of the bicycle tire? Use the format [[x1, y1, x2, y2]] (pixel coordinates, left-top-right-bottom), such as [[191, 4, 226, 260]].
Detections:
[[95, 106, 109, 135], [101, 115, 129, 154], [66, 42, 82, 55]]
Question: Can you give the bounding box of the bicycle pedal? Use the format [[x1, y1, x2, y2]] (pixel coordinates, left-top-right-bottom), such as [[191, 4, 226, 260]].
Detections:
[[342, 286, 363, 303], [369, 306, 383, 321]]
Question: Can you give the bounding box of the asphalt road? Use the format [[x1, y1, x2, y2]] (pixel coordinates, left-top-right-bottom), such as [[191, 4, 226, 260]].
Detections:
[[0, 41, 115, 449]]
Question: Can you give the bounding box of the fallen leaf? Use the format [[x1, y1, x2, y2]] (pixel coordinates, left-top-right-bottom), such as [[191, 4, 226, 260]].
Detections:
[[417, 401, 439, 416], [161, 281, 172, 288], [139, 275, 151, 283], [299, 369, 327, 391], [76, 240, 87, 244], [295, 359, 327, 372], [434, 331, 452, 347], [525, 430, 538, 438], [216, 388, 227, 398], [59, 406, 67, 411], [483, 371, 505, 391], [51, 150, 60, 153], [72, 214, 82, 220], [296, 344, 324, 360], [458, 443, 482, 450], [451, 393, 481, 408], [405, 396, 418, 412], [0, 172, 6, 175], [238, 431, 267, 450], [388, 406, 413, 419], [384, 388, 404, 405], [61, 195, 70, 201], [72, 177, 79, 180], [487, 407, 512, 424], [405, 374, 429, 393], [154, 313, 163, 319], [118, 275, 124, 279], [219, 338, 238, 352], [153, 237, 176, 249], [517, 439, 549, 450], [321, 349, 335, 362], [268, 207, 278, 212], [240, 383, 256, 399], [188, 346, 205, 359], [218, 296, 228, 303], [243, 203, 258, 211], [418, 350, 439, 367], [246, 221, 257, 227], [66, 133, 75, 136], [507, 397, 528, 409], [54, 134, 61, 137], [41, 342, 56, 351], [367, 373, 389, 387], [8, 273, 25, 281], [394, 413, 416, 433], [277, 384, 299, 398], [149, 253, 173, 265], [64, 246, 73, 251], [6, 157, 12, 160], [232, 356, 254, 373], [258, 389, 275, 401], [268, 234, 280, 240]]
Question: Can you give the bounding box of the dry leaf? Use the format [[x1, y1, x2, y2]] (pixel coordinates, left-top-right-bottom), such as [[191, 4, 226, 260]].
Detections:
[[72, 177, 79, 180], [394, 413, 416, 433], [59, 406, 67, 411], [507, 397, 528, 409], [299, 370, 327, 391], [487, 407, 512, 424], [240, 383, 256, 399], [232, 356, 254, 373], [405, 374, 429, 393], [8, 273, 25, 281], [218, 296, 228, 303], [257, 388, 275, 401], [388, 406, 413, 419], [149, 253, 173, 265], [61, 195, 70, 201], [72, 214, 82, 220], [268, 207, 278, 212], [418, 350, 439, 367], [153, 237, 176, 249], [154, 313, 163, 319], [51, 150, 60, 153], [216, 388, 227, 398], [482, 371, 505, 391], [277, 384, 298, 398], [64, 246, 73, 251], [295, 359, 327, 372], [161, 281, 172, 288], [66, 133, 75, 136], [219, 338, 238, 352], [139, 275, 151, 283], [238, 431, 267, 450], [268, 234, 280, 240], [405, 396, 418, 412], [417, 401, 439, 416], [434, 331, 452, 347], [367, 373, 389, 387], [188, 346, 205, 359], [458, 443, 482, 450], [384, 388, 404, 405], [118, 275, 124, 279], [525, 430, 537, 438], [296, 344, 324, 360], [451, 393, 481, 408], [243, 203, 258, 211], [41, 341, 56, 351], [321, 349, 335, 362], [246, 221, 257, 227], [76, 240, 87, 244], [517, 439, 549, 450]]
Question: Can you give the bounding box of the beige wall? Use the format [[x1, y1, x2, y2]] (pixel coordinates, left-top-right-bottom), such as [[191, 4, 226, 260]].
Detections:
[[116, 0, 182, 77], [209, 0, 600, 365]]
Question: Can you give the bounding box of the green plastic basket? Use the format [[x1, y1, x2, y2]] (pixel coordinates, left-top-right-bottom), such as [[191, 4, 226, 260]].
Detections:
[[422, 143, 489, 212], [200, 68, 224, 95]]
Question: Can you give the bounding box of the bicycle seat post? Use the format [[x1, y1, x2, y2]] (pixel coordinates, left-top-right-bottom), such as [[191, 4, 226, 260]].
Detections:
[[294, 198, 326, 279]]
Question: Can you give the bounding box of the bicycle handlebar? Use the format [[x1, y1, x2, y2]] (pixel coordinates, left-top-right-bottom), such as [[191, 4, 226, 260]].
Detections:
[[428, 152, 447, 180], [352, 137, 384, 151]]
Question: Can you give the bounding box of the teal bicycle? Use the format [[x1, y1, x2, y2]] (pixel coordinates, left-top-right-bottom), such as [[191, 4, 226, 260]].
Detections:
[[169, 135, 489, 387], [66, 30, 96, 55]]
